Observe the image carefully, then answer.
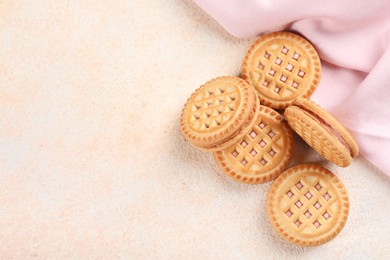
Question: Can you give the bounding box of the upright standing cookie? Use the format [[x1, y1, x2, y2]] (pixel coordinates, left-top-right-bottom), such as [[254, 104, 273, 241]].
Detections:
[[284, 98, 359, 167], [267, 164, 349, 246], [242, 31, 321, 109], [180, 76, 258, 151], [214, 105, 293, 184]]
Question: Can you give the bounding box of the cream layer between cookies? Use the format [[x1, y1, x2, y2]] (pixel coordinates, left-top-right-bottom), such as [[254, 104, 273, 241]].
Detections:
[[298, 108, 352, 156]]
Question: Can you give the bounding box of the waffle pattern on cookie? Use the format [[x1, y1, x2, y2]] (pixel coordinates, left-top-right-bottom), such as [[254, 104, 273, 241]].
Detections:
[[190, 84, 239, 131], [206, 93, 260, 151], [242, 31, 321, 109], [214, 106, 293, 184], [267, 165, 349, 246], [181, 76, 256, 150]]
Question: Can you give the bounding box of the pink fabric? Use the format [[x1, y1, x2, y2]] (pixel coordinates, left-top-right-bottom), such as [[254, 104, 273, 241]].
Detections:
[[194, 0, 390, 175]]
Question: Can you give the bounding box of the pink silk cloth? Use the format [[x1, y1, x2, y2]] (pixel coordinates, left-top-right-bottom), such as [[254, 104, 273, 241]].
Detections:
[[194, 0, 390, 175]]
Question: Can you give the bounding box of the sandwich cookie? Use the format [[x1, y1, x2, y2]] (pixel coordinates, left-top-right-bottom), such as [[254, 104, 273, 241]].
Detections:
[[180, 76, 258, 151], [284, 98, 359, 167], [214, 105, 294, 184], [242, 31, 321, 109], [267, 164, 349, 247]]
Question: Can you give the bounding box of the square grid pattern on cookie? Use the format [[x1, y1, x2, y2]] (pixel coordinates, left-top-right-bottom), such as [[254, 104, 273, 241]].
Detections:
[[190, 85, 238, 130], [257, 45, 307, 97], [283, 177, 337, 233], [230, 119, 282, 170]]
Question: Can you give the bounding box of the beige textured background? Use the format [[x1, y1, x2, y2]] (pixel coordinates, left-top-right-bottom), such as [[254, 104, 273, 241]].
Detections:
[[1, 0, 390, 258]]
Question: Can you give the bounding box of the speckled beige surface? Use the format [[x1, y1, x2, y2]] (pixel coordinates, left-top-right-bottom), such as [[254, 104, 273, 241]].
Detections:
[[1, 0, 390, 258]]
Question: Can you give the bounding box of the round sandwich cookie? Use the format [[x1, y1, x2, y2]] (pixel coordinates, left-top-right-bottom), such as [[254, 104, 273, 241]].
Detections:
[[241, 31, 321, 109], [267, 164, 349, 247], [214, 105, 294, 184], [284, 98, 359, 167], [180, 76, 258, 151]]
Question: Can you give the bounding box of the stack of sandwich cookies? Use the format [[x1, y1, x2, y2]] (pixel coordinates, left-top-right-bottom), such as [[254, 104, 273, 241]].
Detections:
[[267, 164, 349, 246], [180, 76, 258, 151], [242, 31, 321, 109], [284, 98, 359, 167], [179, 31, 359, 247], [214, 105, 294, 184]]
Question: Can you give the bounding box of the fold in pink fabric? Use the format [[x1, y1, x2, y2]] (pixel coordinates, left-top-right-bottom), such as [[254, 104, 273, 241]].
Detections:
[[194, 0, 390, 175]]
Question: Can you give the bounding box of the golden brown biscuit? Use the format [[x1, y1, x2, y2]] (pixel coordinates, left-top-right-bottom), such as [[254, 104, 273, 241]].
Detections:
[[180, 76, 257, 151], [242, 31, 321, 109], [284, 98, 359, 167], [267, 164, 349, 247], [214, 105, 294, 184], [205, 93, 260, 151]]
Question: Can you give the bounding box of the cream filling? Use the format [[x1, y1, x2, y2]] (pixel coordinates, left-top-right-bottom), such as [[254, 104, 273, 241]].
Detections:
[[300, 109, 352, 156]]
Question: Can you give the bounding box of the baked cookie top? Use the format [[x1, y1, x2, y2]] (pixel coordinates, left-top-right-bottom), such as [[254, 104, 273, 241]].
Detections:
[[214, 105, 293, 184], [242, 31, 321, 109], [181, 76, 256, 149], [267, 164, 349, 246]]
